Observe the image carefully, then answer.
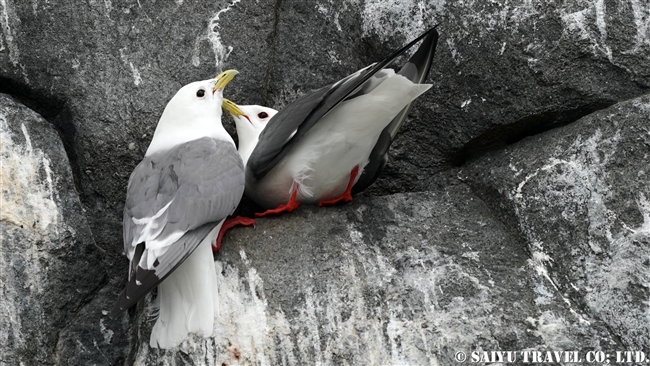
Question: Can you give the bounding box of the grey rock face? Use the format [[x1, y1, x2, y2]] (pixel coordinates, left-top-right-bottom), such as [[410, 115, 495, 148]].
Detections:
[[1, 0, 649, 364], [131, 95, 650, 366], [462, 94, 650, 350], [0, 94, 119, 365], [133, 187, 619, 365]]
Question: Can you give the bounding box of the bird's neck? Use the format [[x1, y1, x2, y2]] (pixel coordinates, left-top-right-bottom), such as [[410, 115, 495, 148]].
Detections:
[[236, 128, 260, 167], [146, 117, 234, 156]]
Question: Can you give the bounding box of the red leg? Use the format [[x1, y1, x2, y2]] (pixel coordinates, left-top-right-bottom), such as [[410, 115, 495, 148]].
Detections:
[[319, 166, 359, 206], [255, 185, 301, 218], [212, 216, 256, 252]]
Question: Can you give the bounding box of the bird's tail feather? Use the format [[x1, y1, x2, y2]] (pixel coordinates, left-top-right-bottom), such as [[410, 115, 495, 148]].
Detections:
[[149, 223, 221, 349]]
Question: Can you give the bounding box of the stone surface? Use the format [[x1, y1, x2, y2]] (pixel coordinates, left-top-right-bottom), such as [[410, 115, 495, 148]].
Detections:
[[265, 0, 650, 196], [1, 0, 650, 364], [0, 94, 121, 365], [133, 186, 619, 365]]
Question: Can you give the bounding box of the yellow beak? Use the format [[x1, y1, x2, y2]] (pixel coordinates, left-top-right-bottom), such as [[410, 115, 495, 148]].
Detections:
[[213, 69, 239, 92], [222, 98, 245, 117]]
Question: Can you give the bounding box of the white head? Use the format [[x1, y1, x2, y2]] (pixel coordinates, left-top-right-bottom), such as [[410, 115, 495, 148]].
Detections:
[[145, 70, 239, 156], [222, 99, 278, 166]]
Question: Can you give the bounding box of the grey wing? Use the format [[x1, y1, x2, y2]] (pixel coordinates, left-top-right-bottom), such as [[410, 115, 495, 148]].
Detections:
[[123, 137, 244, 257], [247, 85, 331, 182], [343, 67, 392, 101], [247, 27, 438, 182], [247, 67, 375, 181], [111, 137, 244, 317], [352, 27, 439, 195]]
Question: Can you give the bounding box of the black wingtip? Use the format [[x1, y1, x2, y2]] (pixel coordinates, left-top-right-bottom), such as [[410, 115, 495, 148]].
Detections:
[[388, 25, 439, 136], [401, 26, 439, 78], [108, 223, 218, 320], [352, 25, 440, 194]]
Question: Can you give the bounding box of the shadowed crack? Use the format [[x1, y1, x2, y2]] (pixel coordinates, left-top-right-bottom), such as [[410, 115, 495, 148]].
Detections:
[[0, 77, 84, 195], [261, 0, 283, 106], [0, 76, 66, 119], [452, 99, 616, 167], [46, 105, 85, 196]]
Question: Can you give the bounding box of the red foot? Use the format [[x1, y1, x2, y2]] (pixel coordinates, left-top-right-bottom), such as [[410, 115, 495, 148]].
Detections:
[[212, 216, 256, 252], [319, 166, 359, 206], [255, 186, 301, 218]]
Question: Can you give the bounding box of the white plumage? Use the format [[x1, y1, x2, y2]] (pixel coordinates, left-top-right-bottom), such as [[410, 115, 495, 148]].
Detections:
[[227, 72, 431, 209], [150, 222, 221, 348]]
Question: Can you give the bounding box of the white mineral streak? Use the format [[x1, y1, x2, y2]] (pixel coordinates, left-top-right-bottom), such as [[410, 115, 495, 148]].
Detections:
[[627, 0, 650, 53], [213, 249, 271, 363], [129, 63, 142, 86], [99, 319, 114, 344], [511, 128, 622, 252], [192, 0, 241, 69], [360, 0, 433, 42], [119, 48, 142, 86], [359, 0, 644, 74], [0, 0, 20, 66], [509, 100, 650, 346], [0, 111, 61, 364], [0, 250, 25, 363], [524, 311, 574, 348], [629, 194, 650, 237], [559, 0, 638, 69], [132, 217, 501, 364], [0, 116, 59, 230], [130, 173, 627, 365], [103, 0, 111, 16], [316, 0, 344, 32]]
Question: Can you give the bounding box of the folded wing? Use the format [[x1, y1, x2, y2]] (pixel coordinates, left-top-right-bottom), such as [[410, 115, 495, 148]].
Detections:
[[110, 137, 244, 317]]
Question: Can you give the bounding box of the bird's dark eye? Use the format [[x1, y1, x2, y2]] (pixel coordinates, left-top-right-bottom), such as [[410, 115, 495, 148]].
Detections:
[[196, 89, 205, 98], [258, 112, 268, 119]]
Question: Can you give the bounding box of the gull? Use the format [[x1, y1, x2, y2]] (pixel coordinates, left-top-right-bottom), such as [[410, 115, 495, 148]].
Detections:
[[110, 70, 244, 349]]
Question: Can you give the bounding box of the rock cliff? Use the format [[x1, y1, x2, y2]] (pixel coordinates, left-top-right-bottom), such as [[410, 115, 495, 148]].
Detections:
[[1, 0, 649, 365]]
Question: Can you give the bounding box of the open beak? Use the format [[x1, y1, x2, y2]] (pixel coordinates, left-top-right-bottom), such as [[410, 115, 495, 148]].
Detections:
[[222, 98, 251, 124], [213, 69, 239, 93]]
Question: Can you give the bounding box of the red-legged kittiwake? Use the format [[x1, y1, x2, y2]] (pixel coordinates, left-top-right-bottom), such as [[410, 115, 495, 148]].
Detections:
[[109, 70, 244, 349], [221, 28, 439, 218]]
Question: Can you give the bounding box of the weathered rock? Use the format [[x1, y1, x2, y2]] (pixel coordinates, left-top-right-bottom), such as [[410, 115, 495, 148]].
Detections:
[[129, 92, 650, 366], [132, 186, 619, 365], [0, 94, 118, 365], [462, 94, 650, 349], [1, 0, 649, 363], [264, 0, 650, 196]]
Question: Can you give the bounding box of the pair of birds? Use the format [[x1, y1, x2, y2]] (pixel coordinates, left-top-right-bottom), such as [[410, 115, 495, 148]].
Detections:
[[109, 27, 439, 349]]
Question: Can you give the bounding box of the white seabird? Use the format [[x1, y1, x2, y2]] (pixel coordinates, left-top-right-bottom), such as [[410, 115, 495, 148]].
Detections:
[[109, 70, 244, 349], [223, 28, 438, 216]]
